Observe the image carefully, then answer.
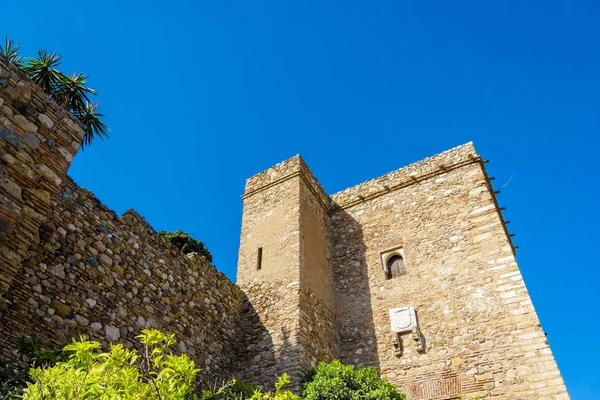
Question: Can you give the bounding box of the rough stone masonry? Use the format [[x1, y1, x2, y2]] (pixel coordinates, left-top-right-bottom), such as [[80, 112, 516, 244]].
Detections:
[[237, 148, 570, 399], [0, 54, 569, 399]]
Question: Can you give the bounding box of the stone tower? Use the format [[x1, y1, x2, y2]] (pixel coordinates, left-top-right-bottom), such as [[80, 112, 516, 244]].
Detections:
[[237, 155, 337, 388], [237, 144, 570, 399]]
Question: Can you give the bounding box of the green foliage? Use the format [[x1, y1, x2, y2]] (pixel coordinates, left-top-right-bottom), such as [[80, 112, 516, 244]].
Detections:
[[159, 230, 213, 263], [200, 379, 257, 399], [5, 331, 404, 400], [0, 36, 24, 69], [23, 49, 63, 95], [22, 329, 200, 400], [0, 337, 65, 399], [0, 36, 108, 148], [301, 360, 405, 400], [248, 374, 299, 400], [0, 360, 28, 400]]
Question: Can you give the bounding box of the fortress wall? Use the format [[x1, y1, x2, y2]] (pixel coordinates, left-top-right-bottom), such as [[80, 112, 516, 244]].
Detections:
[[10, 177, 245, 381], [330, 144, 569, 399], [0, 55, 84, 321], [0, 57, 245, 382]]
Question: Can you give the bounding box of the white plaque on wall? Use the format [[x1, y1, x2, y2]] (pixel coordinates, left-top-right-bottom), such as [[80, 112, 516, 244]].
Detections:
[[389, 306, 418, 333]]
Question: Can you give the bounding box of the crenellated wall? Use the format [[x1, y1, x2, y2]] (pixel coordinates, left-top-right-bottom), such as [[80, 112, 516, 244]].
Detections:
[[0, 55, 246, 383]]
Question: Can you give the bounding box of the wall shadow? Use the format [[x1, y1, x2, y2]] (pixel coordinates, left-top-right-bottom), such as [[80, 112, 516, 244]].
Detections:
[[238, 292, 276, 390], [330, 208, 380, 371]]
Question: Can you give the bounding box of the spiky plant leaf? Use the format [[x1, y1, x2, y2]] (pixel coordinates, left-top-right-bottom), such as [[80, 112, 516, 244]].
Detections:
[[72, 101, 109, 148], [23, 50, 63, 95], [54, 72, 96, 112], [0, 37, 24, 70]]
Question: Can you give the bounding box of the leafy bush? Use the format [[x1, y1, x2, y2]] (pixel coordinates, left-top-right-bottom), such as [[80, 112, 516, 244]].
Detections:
[[23, 329, 199, 399], [301, 360, 405, 400], [20, 329, 299, 400], [0, 360, 28, 400], [6, 331, 402, 400], [200, 379, 256, 399], [248, 374, 299, 400], [0, 337, 65, 399], [159, 230, 213, 262]]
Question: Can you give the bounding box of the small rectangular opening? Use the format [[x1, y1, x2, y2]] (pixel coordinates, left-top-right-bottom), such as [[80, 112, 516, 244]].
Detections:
[[256, 247, 263, 270]]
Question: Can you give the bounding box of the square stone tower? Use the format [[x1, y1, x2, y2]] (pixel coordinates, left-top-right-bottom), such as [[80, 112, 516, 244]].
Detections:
[[237, 144, 569, 399], [237, 155, 337, 388]]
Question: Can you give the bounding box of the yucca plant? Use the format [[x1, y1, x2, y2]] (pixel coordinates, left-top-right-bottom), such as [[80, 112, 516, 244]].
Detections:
[[54, 72, 96, 112], [72, 101, 109, 147], [23, 49, 63, 95], [2, 36, 109, 148], [0, 36, 24, 70]]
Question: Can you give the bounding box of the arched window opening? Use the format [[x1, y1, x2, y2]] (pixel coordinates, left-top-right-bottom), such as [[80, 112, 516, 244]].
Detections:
[[386, 255, 405, 279]]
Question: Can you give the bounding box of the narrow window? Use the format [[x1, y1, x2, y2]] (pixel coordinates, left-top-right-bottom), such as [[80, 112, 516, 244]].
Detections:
[[386, 255, 405, 279], [257, 247, 263, 270]]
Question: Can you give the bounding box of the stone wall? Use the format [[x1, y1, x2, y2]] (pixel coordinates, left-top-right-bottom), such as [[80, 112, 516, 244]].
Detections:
[[330, 143, 569, 399], [0, 55, 84, 319], [238, 144, 569, 399], [0, 56, 245, 383]]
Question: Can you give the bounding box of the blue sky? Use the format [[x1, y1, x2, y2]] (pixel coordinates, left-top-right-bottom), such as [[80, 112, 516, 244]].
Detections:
[[4, 0, 598, 397]]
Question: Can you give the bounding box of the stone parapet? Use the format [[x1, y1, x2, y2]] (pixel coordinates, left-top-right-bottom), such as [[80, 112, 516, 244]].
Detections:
[[330, 142, 478, 211], [243, 155, 329, 211]]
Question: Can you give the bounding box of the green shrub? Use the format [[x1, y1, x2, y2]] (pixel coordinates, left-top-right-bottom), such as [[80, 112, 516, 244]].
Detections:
[[159, 230, 213, 262], [19, 329, 297, 400], [301, 360, 405, 400], [248, 374, 299, 400], [0, 337, 65, 399], [200, 379, 256, 399], [22, 329, 199, 399]]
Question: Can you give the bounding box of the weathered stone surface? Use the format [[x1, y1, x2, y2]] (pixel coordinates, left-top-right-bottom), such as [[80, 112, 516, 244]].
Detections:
[[105, 325, 120, 341], [37, 113, 54, 128], [237, 145, 570, 399], [21, 132, 40, 149]]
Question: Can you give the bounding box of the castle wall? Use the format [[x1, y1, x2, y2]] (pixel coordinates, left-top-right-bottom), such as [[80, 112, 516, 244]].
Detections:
[[0, 56, 84, 320], [330, 144, 569, 399], [0, 57, 245, 383]]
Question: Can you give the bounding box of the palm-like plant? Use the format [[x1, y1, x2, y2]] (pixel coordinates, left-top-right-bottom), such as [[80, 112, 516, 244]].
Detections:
[[23, 50, 63, 95], [54, 72, 96, 112], [2, 37, 109, 148], [0, 36, 24, 69], [72, 101, 109, 147]]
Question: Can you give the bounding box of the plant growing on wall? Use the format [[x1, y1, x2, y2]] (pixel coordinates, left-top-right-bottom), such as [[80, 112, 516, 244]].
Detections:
[[0, 36, 108, 148], [301, 360, 405, 400], [0, 37, 24, 69], [159, 230, 213, 263]]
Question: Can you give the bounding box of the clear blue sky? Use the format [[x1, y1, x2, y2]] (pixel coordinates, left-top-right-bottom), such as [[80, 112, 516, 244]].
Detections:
[[4, 0, 598, 397]]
